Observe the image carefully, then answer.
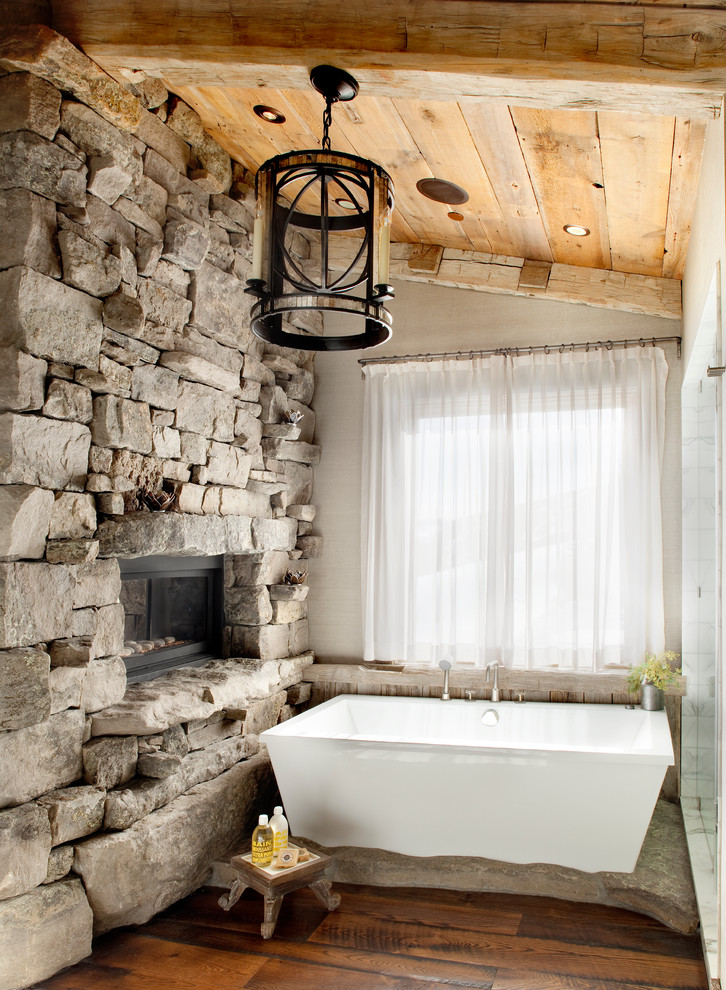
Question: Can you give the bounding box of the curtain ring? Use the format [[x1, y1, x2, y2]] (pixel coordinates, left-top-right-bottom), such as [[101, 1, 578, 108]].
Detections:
[[559, 344, 565, 353], [606, 340, 613, 350], [652, 338, 656, 347], [639, 338, 645, 348], [544, 344, 550, 354], [586, 342, 590, 352]]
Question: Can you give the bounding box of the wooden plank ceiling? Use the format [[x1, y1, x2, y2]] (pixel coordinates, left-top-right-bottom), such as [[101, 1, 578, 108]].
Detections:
[[49, 0, 719, 290]]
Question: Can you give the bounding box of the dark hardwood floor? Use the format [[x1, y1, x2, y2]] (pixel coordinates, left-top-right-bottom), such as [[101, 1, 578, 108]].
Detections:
[[37, 883, 708, 990]]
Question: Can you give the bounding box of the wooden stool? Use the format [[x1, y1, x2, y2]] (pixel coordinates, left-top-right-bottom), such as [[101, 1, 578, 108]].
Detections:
[[218, 847, 341, 939]]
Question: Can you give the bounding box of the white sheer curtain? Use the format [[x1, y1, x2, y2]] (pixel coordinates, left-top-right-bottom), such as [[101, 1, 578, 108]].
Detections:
[[361, 346, 668, 670]]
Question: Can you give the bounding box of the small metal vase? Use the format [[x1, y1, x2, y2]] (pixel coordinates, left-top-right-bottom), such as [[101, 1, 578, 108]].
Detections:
[[640, 681, 664, 711]]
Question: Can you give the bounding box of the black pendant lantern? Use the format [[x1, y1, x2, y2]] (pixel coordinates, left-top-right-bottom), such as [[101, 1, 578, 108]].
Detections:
[[245, 66, 395, 351]]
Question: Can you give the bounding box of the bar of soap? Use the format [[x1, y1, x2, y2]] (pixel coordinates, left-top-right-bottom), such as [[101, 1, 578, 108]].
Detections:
[[297, 847, 310, 862], [275, 847, 299, 869]]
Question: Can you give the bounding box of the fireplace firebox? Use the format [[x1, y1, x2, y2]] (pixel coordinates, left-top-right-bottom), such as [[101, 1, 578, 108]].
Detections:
[[119, 555, 224, 681]]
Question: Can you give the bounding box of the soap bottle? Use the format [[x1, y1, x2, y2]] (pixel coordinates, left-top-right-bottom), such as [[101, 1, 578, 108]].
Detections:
[[251, 814, 274, 866], [269, 805, 289, 854]]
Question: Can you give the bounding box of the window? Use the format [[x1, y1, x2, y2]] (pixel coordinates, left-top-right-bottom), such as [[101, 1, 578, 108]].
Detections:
[[362, 347, 668, 670]]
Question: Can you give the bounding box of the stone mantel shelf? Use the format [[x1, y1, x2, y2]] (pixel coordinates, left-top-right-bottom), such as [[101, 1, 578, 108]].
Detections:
[[303, 662, 687, 698]]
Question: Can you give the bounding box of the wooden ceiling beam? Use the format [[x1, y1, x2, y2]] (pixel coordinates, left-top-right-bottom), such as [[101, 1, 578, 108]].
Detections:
[[49, 0, 726, 117], [324, 243, 682, 321]]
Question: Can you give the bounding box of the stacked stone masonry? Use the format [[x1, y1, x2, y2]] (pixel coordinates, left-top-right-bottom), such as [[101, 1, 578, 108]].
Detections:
[[0, 28, 323, 990]]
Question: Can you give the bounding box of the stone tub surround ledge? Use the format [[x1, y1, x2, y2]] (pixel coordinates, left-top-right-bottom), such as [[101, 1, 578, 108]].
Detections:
[[0, 27, 322, 989]]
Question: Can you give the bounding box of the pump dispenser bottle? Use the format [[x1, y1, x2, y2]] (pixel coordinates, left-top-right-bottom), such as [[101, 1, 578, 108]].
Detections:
[[269, 805, 289, 853], [251, 814, 273, 866]]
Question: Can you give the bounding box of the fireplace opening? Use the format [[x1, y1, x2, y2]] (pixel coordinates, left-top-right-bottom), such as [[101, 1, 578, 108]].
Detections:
[[119, 555, 224, 681]]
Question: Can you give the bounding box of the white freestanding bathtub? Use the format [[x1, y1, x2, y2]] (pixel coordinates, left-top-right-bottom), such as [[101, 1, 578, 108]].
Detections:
[[261, 695, 674, 873]]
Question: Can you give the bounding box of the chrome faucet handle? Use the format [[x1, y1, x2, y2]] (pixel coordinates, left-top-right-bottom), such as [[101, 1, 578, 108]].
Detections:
[[465, 690, 474, 701]]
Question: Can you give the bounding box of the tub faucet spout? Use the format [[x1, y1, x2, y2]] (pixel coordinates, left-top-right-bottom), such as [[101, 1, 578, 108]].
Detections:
[[439, 659, 452, 701], [485, 661, 503, 702]]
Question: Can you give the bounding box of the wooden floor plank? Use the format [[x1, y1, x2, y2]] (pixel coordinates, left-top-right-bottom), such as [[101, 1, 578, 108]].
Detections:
[[245, 956, 480, 990], [141, 917, 499, 987], [309, 914, 707, 988], [34, 884, 707, 990]]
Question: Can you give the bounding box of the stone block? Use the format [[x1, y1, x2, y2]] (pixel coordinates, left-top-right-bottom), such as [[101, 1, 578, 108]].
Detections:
[[49, 493, 96, 541], [242, 354, 275, 388], [227, 550, 289, 587], [269, 583, 309, 602], [0, 413, 91, 492], [114, 195, 164, 240], [72, 603, 125, 661], [234, 408, 264, 449], [86, 153, 134, 204], [0, 72, 60, 138], [96, 492, 125, 515], [49, 665, 84, 715], [134, 227, 163, 276], [218, 487, 272, 519], [0, 265, 103, 368], [200, 444, 252, 488], [58, 228, 123, 298], [261, 437, 321, 465], [252, 517, 298, 552], [285, 681, 312, 705], [0, 803, 52, 901], [288, 400, 315, 443], [82, 735, 137, 789], [228, 623, 291, 661], [103, 290, 145, 336], [226, 586, 272, 626], [91, 394, 153, 454], [237, 691, 287, 735], [46, 539, 99, 564], [80, 655, 127, 714], [152, 424, 181, 459], [0, 347, 47, 413], [289, 618, 309, 655], [190, 262, 251, 350], [128, 174, 168, 227], [129, 363, 179, 412], [162, 216, 210, 270], [297, 535, 324, 558], [173, 482, 204, 514], [0, 710, 85, 809], [132, 106, 188, 172], [37, 785, 105, 846], [185, 718, 242, 752], [60, 101, 141, 180], [96, 512, 253, 559], [65, 194, 135, 253], [209, 193, 252, 231], [43, 379, 93, 423], [0, 878, 93, 987], [160, 350, 240, 392], [270, 599, 307, 624], [137, 276, 192, 332], [102, 328, 159, 367], [44, 844, 75, 884], [173, 324, 243, 376], [137, 751, 183, 779], [0, 130, 86, 206], [175, 379, 235, 441], [0, 187, 60, 278], [0, 645, 51, 731], [258, 385, 289, 424], [0, 561, 74, 650], [282, 462, 314, 507], [75, 366, 132, 399], [179, 432, 208, 465], [143, 147, 208, 205], [0, 485, 54, 561], [72, 559, 120, 611]]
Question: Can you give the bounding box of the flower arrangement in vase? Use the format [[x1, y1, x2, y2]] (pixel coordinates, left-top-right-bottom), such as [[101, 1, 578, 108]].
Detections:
[[627, 651, 681, 710]]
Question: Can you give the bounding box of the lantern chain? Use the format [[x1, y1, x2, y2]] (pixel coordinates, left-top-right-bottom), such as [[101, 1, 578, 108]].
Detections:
[[322, 98, 333, 152]]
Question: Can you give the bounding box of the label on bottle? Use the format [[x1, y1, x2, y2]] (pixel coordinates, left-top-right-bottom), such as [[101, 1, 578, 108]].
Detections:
[[273, 828, 288, 853], [251, 832, 273, 865]]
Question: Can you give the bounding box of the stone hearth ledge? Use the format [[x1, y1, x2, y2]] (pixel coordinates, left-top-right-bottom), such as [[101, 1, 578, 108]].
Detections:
[[210, 801, 695, 935], [90, 652, 314, 735]]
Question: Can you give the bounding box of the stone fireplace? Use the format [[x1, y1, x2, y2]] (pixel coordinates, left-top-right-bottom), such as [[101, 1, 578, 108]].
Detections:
[[0, 26, 322, 990]]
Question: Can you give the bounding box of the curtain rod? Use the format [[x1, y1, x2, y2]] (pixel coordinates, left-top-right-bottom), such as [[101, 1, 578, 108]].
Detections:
[[358, 335, 682, 367]]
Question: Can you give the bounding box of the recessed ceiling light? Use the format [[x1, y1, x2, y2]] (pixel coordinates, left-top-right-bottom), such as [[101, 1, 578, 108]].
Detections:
[[447, 211, 464, 222], [563, 224, 590, 237], [416, 177, 469, 205], [335, 197, 358, 210], [254, 105, 286, 124]]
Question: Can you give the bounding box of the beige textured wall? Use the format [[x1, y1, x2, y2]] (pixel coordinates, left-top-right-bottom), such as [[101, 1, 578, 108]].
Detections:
[[309, 283, 682, 663]]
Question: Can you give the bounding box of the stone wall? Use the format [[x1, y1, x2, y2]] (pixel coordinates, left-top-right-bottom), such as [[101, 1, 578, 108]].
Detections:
[[0, 28, 321, 990]]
